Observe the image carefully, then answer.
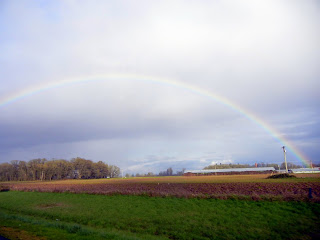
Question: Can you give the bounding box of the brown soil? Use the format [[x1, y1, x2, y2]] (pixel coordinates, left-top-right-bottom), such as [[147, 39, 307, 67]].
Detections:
[[9, 181, 320, 201], [0, 227, 46, 240], [295, 173, 320, 178]]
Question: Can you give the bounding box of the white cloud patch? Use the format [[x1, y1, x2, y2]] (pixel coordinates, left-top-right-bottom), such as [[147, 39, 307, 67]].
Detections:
[[210, 159, 234, 166]]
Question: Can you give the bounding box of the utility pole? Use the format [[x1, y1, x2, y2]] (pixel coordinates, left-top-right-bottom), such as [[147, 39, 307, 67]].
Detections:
[[282, 146, 288, 173]]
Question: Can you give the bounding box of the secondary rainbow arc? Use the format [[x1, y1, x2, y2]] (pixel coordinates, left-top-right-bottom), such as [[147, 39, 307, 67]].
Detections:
[[0, 73, 311, 167]]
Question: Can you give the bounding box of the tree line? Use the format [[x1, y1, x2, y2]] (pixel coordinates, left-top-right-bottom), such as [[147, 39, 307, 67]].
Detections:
[[158, 167, 186, 176], [0, 157, 120, 181], [127, 168, 186, 178]]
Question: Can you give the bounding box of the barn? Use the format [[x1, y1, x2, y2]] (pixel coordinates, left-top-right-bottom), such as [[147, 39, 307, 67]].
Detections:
[[183, 167, 275, 176]]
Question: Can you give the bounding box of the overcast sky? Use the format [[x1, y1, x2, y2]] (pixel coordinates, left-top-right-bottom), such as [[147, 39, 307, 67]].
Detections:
[[0, 0, 319, 174]]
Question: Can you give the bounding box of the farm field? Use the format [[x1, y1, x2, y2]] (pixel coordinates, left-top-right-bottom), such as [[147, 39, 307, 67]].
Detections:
[[1, 174, 320, 239], [4, 174, 320, 201], [6, 173, 320, 185], [0, 191, 320, 240]]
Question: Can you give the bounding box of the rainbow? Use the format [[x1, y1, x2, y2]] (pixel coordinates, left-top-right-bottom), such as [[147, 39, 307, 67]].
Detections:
[[0, 73, 311, 167]]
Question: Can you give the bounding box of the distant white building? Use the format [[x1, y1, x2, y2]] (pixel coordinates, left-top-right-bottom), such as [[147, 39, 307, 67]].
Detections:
[[288, 168, 320, 174], [184, 167, 275, 176]]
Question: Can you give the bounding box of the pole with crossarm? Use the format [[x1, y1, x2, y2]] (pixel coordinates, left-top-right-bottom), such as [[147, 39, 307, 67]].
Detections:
[[282, 146, 288, 173]]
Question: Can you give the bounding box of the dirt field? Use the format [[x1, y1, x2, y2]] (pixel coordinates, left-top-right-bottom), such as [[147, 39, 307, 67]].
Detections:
[[4, 174, 320, 201], [5, 173, 320, 185]]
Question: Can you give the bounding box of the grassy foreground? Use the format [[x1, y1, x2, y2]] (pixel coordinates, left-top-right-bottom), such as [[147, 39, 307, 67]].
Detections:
[[0, 191, 320, 240]]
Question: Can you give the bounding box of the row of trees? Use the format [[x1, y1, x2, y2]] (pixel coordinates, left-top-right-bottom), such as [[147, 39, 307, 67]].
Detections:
[[0, 157, 120, 181], [125, 168, 186, 178], [203, 162, 304, 170], [158, 167, 174, 176], [158, 167, 186, 176]]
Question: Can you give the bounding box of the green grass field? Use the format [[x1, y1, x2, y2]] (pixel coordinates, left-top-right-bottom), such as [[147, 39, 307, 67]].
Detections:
[[1, 191, 320, 240]]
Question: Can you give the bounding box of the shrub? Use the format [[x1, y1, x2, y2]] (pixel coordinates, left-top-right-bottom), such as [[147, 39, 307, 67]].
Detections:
[[0, 185, 10, 192], [267, 173, 297, 179]]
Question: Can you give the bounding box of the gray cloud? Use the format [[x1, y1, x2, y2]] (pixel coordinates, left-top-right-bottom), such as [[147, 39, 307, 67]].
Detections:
[[0, 0, 319, 172]]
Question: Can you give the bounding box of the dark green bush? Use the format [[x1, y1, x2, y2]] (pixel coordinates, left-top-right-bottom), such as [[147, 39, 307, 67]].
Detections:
[[267, 173, 297, 179]]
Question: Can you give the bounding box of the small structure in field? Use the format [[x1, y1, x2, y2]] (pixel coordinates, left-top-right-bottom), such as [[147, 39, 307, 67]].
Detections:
[[183, 167, 275, 176]]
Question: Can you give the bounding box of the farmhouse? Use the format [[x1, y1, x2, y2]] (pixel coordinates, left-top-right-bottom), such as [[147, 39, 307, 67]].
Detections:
[[183, 167, 275, 176]]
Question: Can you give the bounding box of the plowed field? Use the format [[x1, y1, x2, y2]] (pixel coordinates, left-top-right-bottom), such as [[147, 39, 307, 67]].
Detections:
[[5, 174, 320, 201]]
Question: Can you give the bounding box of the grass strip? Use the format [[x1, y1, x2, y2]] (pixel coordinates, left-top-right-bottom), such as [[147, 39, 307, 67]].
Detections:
[[0, 210, 166, 240]]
